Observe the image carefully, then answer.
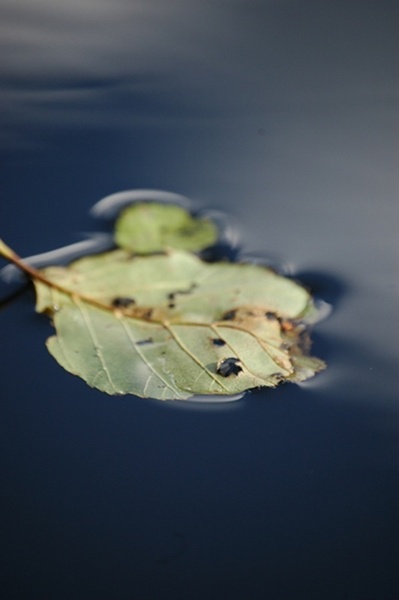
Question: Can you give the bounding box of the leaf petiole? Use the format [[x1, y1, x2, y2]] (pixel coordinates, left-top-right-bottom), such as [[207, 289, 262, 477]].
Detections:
[[0, 239, 48, 283]]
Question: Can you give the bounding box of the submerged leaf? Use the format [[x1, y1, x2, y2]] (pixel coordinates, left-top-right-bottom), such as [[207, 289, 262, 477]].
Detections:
[[32, 249, 324, 399], [114, 202, 218, 253]]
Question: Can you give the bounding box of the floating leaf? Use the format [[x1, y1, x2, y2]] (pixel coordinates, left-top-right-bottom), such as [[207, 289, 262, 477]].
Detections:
[[114, 202, 218, 253], [0, 232, 325, 400]]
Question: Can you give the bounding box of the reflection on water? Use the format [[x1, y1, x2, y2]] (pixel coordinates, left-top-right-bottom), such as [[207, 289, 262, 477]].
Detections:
[[1, 0, 267, 149], [4, 0, 395, 153], [0, 233, 113, 283], [168, 392, 246, 408], [91, 189, 193, 218]]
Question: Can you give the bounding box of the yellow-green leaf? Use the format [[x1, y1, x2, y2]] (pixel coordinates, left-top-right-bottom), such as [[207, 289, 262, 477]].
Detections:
[[114, 202, 218, 253], [0, 200, 326, 401], [32, 249, 324, 400]]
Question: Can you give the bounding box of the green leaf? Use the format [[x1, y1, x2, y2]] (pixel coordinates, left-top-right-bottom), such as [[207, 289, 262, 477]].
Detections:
[[31, 249, 324, 400], [0, 201, 326, 401], [114, 202, 218, 253]]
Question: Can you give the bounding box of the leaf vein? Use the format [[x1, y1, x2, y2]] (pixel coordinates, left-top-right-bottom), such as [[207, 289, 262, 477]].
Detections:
[[49, 291, 76, 374], [75, 299, 119, 393], [164, 323, 229, 392], [118, 317, 185, 399], [216, 321, 289, 367]]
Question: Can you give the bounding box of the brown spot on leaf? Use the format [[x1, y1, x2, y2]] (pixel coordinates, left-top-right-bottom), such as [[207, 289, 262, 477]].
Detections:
[[281, 319, 295, 332]]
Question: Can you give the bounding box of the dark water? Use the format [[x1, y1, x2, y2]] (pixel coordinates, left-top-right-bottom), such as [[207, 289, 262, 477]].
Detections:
[[1, 2, 398, 599]]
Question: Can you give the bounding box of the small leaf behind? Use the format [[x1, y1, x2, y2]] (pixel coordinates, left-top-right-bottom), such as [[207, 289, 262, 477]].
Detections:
[[114, 203, 218, 253]]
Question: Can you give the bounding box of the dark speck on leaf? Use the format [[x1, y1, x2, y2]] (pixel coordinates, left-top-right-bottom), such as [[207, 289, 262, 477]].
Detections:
[[265, 311, 277, 320], [212, 338, 226, 347], [168, 302, 176, 309], [221, 309, 237, 321], [271, 372, 285, 383], [112, 297, 136, 308], [172, 284, 197, 298], [136, 338, 153, 346], [217, 357, 242, 377]]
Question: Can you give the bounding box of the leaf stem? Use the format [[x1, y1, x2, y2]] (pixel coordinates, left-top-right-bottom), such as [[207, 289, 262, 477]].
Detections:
[[0, 238, 155, 317], [0, 239, 52, 285], [0, 239, 107, 309], [0, 240, 304, 340]]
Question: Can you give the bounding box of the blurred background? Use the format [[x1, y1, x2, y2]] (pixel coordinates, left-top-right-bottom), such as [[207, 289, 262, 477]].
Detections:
[[1, 1, 398, 599]]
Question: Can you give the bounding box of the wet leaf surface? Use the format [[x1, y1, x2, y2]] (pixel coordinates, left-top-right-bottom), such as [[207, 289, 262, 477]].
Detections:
[[0, 203, 325, 400], [114, 202, 218, 253]]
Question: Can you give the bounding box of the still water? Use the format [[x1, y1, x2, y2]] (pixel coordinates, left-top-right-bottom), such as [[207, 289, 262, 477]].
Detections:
[[1, 1, 398, 599]]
